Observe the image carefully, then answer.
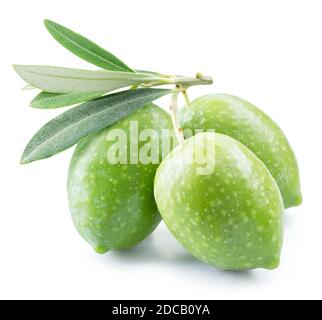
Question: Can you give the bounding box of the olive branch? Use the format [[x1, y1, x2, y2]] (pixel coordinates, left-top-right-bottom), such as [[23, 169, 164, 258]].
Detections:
[[14, 19, 213, 164]]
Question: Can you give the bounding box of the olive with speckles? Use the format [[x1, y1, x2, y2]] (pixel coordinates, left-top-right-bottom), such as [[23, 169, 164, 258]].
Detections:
[[68, 104, 173, 253], [154, 132, 284, 270], [179, 94, 302, 209]]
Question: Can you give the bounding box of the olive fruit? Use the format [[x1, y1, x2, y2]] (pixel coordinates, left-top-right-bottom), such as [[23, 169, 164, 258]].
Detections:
[[68, 103, 173, 253], [154, 132, 284, 270], [179, 94, 301, 208]]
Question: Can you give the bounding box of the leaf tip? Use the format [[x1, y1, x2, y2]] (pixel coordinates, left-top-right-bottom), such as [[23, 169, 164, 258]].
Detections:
[[44, 19, 60, 34], [20, 156, 28, 165], [12, 64, 25, 75], [20, 145, 32, 164], [44, 19, 63, 33], [13, 64, 25, 79], [44, 19, 53, 27]]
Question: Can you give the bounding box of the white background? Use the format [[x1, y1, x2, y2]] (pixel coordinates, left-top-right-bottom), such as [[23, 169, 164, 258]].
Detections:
[[1, 0, 321, 300]]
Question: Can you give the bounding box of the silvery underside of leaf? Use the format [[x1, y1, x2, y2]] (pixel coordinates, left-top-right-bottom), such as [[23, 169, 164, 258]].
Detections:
[[13, 65, 172, 94]]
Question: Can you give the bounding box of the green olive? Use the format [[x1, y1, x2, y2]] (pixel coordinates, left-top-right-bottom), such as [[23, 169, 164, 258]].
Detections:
[[179, 94, 302, 208], [154, 132, 284, 270], [68, 104, 173, 253]]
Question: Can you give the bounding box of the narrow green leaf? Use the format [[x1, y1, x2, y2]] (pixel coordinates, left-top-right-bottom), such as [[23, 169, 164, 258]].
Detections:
[[31, 91, 104, 109], [21, 88, 171, 164], [44, 19, 133, 72], [13, 65, 170, 93]]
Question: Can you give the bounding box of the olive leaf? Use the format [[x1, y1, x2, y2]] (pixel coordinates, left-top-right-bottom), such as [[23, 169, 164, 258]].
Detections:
[[21, 88, 171, 164], [13, 65, 171, 94], [31, 91, 104, 109], [135, 69, 170, 76], [44, 19, 133, 72]]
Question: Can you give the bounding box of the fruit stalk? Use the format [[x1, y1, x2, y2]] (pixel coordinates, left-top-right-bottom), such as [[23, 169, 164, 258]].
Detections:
[[170, 91, 185, 145], [182, 90, 190, 105]]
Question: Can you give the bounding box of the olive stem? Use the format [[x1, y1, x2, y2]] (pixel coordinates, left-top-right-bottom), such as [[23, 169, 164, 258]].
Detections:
[[137, 73, 213, 90], [182, 90, 190, 105], [173, 73, 213, 87], [170, 91, 185, 146]]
